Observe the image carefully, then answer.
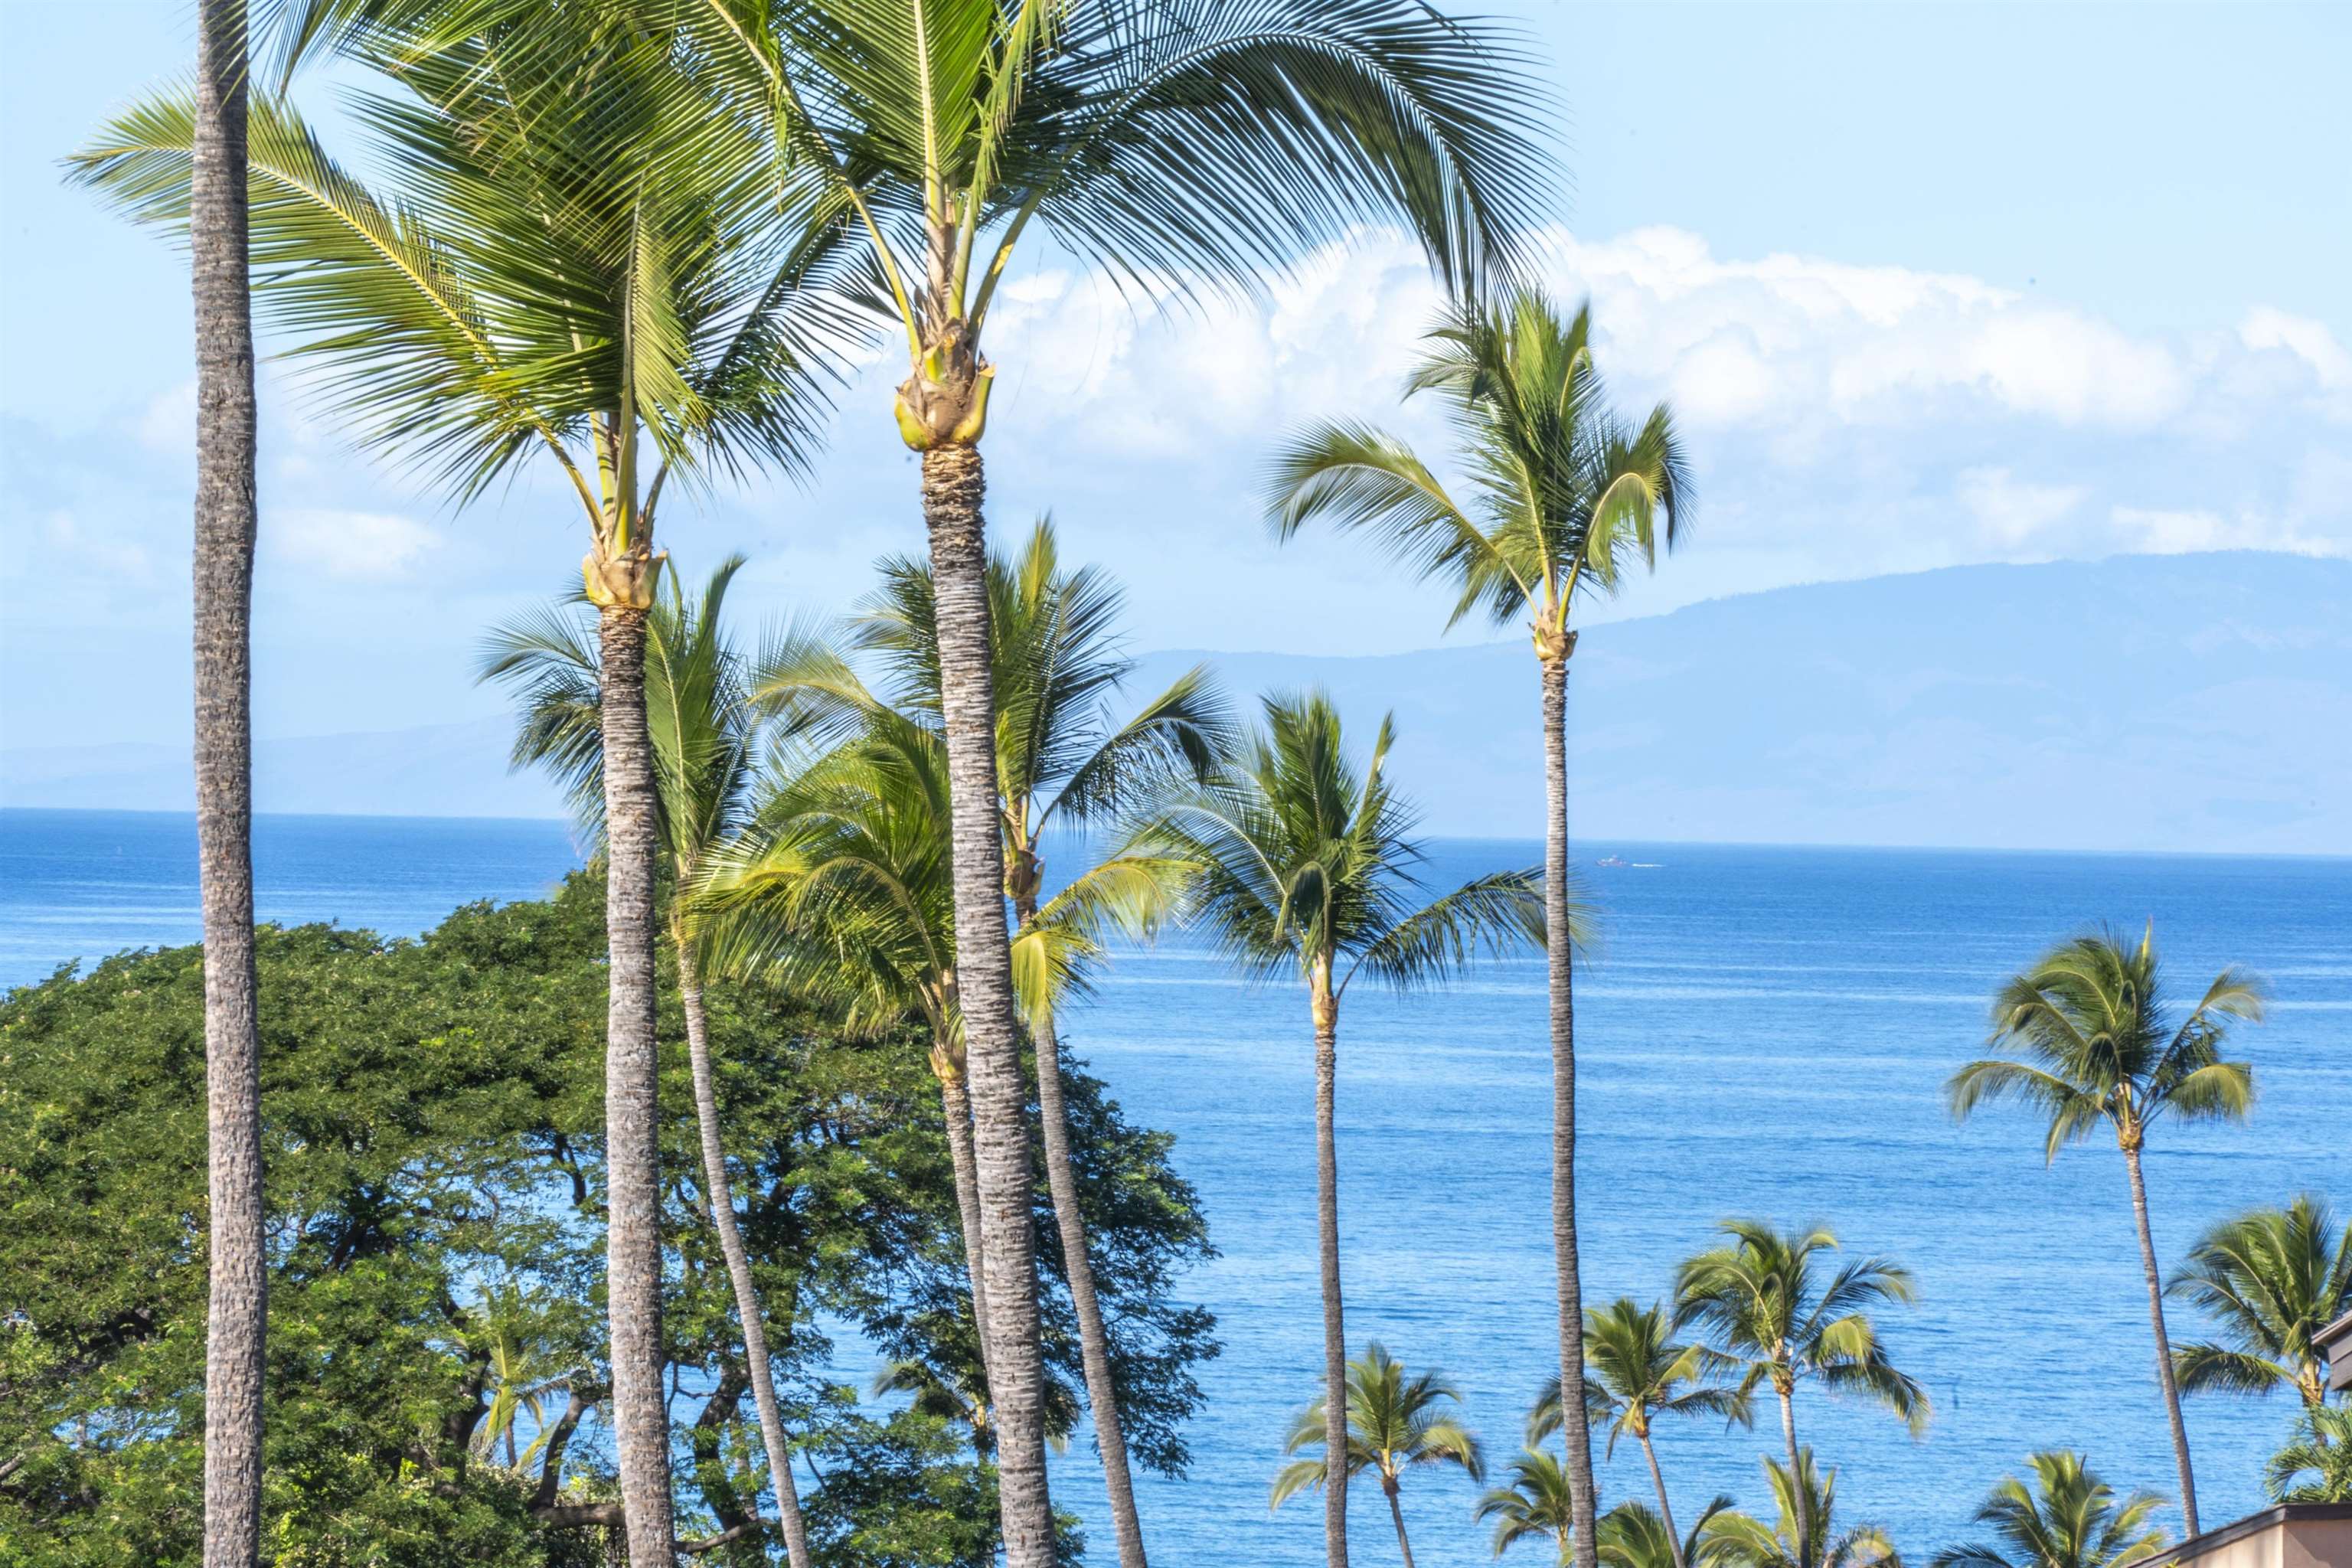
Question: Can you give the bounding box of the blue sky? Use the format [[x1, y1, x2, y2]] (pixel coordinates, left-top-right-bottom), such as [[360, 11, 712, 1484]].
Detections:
[[3, 1, 2348, 759]]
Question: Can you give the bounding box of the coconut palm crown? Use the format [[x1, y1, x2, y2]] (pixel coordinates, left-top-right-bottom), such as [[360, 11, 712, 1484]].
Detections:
[[1135, 691, 1552, 999], [1928, 1451, 2167, 1568], [2265, 1403, 2352, 1504], [1600, 1498, 1740, 1568], [1274, 1343, 1487, 1568], [1528, 1297, 1752, 1568], [1949, 925, 2262, 1165], [1477, 1448, 1581, 1563], [2167, 1194, 2352, 1409], [686, 0, 1557, 456], [1703, 1449, 1900, 1568], [1673, 1223, 1929, 1437], [1266, 292, 1689, 662]]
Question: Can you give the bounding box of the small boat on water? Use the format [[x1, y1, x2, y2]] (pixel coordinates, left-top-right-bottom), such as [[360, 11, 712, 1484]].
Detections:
[[1596, 855, 1661, 869]]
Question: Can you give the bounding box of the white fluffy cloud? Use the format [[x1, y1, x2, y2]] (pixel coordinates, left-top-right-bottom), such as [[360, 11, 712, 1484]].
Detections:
[[268, 508, 443, 582], [978, 224, 2352, 452], [951, 223, 2351, 618]]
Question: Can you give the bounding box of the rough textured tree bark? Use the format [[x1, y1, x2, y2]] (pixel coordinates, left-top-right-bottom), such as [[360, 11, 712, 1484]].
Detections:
[[1031, 1007, 1150, 1568], [936, 1062, 995, 1375], [2124, 1141, 2200, 1538], [190, 6, 265, 1566], [678, 946, 814, 1568], [1312, 977, 1350, 1568], [1540, 655, 1599, 1568], [921, 442, 1056, 1567], [599, 604, 677, 1566], [1638, 1431, 1684, 1568]]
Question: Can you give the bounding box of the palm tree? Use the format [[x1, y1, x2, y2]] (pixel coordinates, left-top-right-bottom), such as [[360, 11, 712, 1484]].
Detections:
[[1529, 1298, 1751, 1568], [1928, 1451, 2167, 1568], [773, 517, 1227, 1564], [1599, 1498, 1739, 1568], [479, 557, 813, 1567], [2168, 1194, 2352, 1410], [1674, 1221, 1929, 1568], [1949, 923, 2264, 1537], [1478, 1449, 1579, 1563], [74, 24, 846, 1560], [871, 1355, 1075, 1468], [2265, 1403, 2352, 1504], [723, 556, 1203, 1451], [696, 712, 1001, 1364], [469, 1283, 578, 1473], [1136, 691, 1551, 1563], [1267, 290, 1689, 1568], [1703, 1450, 1900, 1568], [1273, 1343, 1486, 1568], [681, 12, 1553, 1560]]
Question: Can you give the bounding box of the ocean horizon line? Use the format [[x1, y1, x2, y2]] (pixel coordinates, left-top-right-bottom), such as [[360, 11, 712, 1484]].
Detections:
[[5, 804, 2347, 864]]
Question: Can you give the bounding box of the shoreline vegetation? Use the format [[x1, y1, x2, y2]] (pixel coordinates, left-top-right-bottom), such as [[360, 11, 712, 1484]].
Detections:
[[6, 1, 2342, 1565]]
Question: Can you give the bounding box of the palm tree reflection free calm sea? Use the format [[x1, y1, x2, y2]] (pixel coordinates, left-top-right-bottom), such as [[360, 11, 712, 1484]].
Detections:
[[1, 813, 2345, 1563]]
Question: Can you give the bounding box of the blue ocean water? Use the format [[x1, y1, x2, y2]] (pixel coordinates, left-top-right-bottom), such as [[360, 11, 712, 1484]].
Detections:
[[3, 808, 2346, 1563]]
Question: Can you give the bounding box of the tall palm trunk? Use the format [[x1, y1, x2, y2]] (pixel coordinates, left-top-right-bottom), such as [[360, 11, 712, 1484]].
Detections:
[[678, 942, 814, 1568], [191, 5, 264, 1564], [936, 1063, 995, 1373], [2122, 1140, 2200, 1537], [921, 442, 1055, 1566], [1775, 1375, 1803, 1568], [1018, 866, 1149, 1568], [599, 603, 677, 1565], [1540, 653, 1598, 1568], [1031, 1005, 1152, 1568], [1637, 1430, 1684, 1568], [1382, 1478, 1416, 1568], [1312, 978, 1350, 1568]]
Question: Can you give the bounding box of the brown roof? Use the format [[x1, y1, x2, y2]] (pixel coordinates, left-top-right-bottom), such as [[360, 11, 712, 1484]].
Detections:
[[2138, 1504, 2352, 1568]]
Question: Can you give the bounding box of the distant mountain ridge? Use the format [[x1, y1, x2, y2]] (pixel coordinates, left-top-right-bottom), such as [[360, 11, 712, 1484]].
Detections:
[[2, 716, 565, 822], [6, 552, 2345, 853]]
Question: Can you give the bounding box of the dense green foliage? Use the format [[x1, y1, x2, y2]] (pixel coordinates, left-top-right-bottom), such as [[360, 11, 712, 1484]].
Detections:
[[0, 874, 1213, 1566]]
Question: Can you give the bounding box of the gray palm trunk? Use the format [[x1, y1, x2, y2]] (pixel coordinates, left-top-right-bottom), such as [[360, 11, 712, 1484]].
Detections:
[[937, 1064, 995, 1376], [1313, 987, 1351, 1568], [2122, 1139, 2200, 1538], [678, 947, 815, 1568], [1381, 1478, 1416, 1568], [1030, 1002, 1152, 1568], [192, 3, 265, 1563], [1540, 655, 1599, 1568], [1776, 1375, 1804, 1568], [920, 443, 1057, 1566], [1638, 1431, 1685, 1568], [598, 605, 678, 1565]]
